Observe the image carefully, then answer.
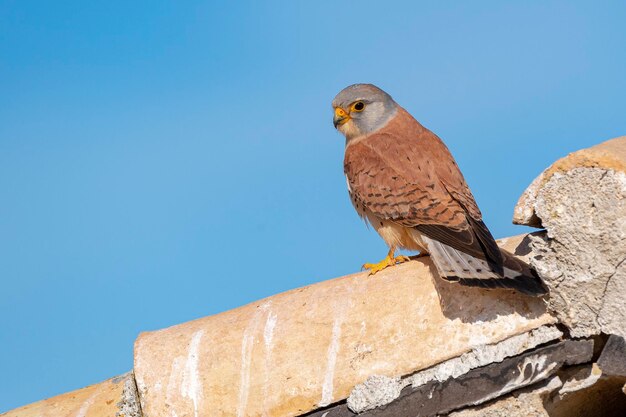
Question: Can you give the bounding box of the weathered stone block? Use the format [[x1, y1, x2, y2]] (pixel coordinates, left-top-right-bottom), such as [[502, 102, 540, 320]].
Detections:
[[0, 372, 140, 417], [134, 235, 554, 417], [513, 136, 626, 338]]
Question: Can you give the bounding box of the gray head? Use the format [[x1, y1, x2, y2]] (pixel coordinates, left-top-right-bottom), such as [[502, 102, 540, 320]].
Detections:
[[332, 83, 398, 140]]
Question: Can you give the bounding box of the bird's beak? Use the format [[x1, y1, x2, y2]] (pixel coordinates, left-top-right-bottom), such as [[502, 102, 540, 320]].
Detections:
[[333, 107, 350, 128]]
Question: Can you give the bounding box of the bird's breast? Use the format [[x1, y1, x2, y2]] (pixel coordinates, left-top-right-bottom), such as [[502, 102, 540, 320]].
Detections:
[[345, 183, 427, 253]]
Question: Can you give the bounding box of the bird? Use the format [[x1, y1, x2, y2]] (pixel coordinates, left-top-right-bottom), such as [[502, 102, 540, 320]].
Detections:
[[332, 83, 547, 296]]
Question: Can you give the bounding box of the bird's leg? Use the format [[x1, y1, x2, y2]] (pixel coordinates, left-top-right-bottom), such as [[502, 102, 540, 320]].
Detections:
[[363, 247, 410, 275]]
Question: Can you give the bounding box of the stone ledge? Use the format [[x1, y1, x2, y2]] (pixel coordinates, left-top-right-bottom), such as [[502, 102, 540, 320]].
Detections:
[[133, 234, 554, 417], [0, 372, 140, 417], [346, 324, 563, 413], [306, 339, 594, 417]]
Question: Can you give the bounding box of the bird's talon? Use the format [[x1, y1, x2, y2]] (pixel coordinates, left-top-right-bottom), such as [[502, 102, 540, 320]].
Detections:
[[363, 260, 390, 275], [362, 249, 410, 275]]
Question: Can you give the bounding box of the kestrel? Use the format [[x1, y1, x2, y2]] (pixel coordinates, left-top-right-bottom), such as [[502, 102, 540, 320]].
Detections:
[[333, 83, 547, 296]]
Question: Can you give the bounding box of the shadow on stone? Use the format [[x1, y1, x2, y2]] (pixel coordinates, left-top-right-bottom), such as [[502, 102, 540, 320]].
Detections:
[[418, 257, 548, 324], [513, 233, 539, 257]]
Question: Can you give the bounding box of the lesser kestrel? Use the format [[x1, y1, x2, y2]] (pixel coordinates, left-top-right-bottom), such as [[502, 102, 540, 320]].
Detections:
[[333, 83, 546, 296]]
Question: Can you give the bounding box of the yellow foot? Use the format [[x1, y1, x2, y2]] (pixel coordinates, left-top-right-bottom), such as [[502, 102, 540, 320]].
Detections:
[[362, 249, 410, 275]]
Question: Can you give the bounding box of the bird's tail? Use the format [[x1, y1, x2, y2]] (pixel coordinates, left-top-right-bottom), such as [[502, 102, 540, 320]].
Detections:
[[422, 236, 548, 296]]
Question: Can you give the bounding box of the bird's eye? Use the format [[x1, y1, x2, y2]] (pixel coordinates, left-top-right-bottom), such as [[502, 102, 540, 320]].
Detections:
[[352, 101, 365, 112]]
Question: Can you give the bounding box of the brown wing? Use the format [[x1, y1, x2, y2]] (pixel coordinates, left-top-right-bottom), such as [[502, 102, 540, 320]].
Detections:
[[344, 107, 503, 269]]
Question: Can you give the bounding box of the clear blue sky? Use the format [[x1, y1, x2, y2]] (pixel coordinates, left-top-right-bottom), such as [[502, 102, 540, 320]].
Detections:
[[1, 1, 625, 411]]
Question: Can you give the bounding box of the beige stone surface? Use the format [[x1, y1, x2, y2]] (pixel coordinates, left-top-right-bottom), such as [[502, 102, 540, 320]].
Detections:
[[514, 136, 626, 226], [1, 372, 138, 417], [134, 235, 556, 417]]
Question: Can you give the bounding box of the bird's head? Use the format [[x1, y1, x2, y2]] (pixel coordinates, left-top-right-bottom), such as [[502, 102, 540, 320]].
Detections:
[[332, 83, 398, 141]]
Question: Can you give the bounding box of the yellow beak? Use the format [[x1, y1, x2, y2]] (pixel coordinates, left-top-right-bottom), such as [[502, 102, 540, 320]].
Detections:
[[333, 107, 350, 128]]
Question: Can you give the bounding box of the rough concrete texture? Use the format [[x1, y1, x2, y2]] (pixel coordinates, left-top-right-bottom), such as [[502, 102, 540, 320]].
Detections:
[[1, 372, 138, 417], [528, 168, 626, 337], [116, 373, 142, 417], [347, 325, 562, 413], [134, 234, 555, 417], [513, 136, 626, 338], [407, 325, 563, 388], [345, 375, 402, 415], [514, 136, 626, 226]]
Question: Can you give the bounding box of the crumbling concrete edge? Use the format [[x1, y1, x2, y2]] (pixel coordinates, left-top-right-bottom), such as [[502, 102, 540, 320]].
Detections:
[[528, 168, 626, 338], [347, 325, 563, 413], [115, 372, 143, 417]]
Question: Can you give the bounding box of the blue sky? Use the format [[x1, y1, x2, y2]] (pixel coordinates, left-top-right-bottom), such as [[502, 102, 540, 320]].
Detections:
[[1, 1, 625, 411]]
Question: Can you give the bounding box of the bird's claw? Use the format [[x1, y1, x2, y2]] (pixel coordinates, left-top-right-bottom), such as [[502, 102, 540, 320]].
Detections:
[[362, 252, 410, 275]]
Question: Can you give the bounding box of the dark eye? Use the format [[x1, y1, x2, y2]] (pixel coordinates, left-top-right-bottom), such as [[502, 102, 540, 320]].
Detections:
[[353, 101, 365, 111]]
